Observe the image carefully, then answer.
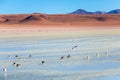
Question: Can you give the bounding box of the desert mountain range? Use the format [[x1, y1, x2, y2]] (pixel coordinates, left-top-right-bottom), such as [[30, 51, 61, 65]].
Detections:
[[70, 9, 120, 14], [0, 9, 120, 26]]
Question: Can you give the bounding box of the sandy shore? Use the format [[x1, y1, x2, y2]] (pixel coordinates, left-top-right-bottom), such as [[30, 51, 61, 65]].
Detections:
[[0, 25, 120, 40]]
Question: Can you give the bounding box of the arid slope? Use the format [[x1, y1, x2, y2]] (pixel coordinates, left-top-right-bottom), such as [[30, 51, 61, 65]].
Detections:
[[0, 14, 120, 27]]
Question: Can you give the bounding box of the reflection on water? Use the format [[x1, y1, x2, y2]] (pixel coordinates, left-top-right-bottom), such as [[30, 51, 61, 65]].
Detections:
[[3, 73, 7, 80], [0, 34, 120, 80]]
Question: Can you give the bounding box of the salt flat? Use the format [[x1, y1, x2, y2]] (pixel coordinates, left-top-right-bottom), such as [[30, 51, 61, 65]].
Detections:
[[0, 29, 120, 80]]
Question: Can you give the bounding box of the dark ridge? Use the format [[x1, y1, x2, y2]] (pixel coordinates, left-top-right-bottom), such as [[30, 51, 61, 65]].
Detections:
[[96, 17, 106, 21], [0, 18, 10, 23], [19, 15, 39, 22], [3, 19, 10, 22]]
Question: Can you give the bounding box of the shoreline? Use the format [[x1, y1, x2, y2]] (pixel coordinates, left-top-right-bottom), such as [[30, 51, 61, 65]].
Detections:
[[0, 26, 120, 40], [0, 25, 120, 32], [0, 25, 120, 40]]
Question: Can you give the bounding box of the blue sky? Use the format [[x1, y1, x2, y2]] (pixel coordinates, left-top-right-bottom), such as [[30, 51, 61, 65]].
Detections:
[[0, 0, 120, 14]]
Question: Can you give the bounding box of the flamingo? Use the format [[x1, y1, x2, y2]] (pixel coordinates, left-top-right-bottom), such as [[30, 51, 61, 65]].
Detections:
[[72, 45, 78, 50], [67, 54, 71, 58], [3, 68, 7, 73], [42, 61, 45, 64], [96, 53, 100, 57], [16, 64, 21, 67], [60, 56, 64, 60], [29, 55, 32, 58]]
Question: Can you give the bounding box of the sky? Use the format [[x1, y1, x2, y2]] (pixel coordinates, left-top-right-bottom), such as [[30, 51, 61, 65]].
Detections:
[[0, 0, 120, 14]]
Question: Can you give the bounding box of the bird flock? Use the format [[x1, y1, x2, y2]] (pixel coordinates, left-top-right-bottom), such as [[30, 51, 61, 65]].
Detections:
[[1, 45, 109, 75]]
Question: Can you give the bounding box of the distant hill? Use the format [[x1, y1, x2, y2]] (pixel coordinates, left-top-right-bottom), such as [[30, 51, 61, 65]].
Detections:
[[94, 11, 106, 14], [70, 9, 90, 14], [70, 9, 120, 14], [107, 9, 120, 14]]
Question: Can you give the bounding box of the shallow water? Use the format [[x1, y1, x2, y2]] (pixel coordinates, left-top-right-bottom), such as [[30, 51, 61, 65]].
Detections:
[[0, 33, 120, 80]]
